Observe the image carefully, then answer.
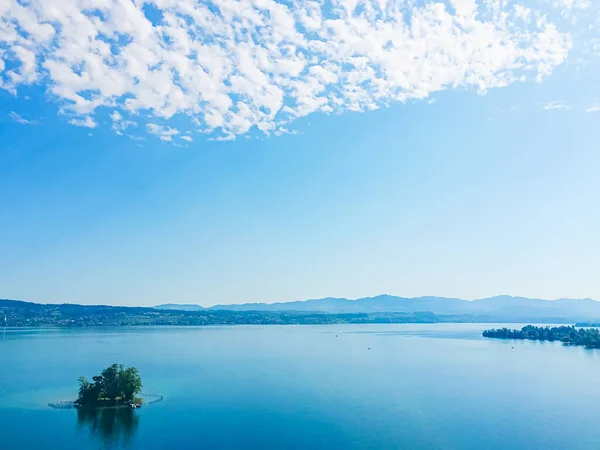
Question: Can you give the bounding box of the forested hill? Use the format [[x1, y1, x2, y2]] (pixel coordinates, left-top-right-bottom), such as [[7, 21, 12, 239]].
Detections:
[[0, 299, 460, 327], [3, 296, 600, 327]]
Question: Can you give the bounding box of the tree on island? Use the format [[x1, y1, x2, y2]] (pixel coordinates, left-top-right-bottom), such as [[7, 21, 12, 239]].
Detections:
[[76, 364, 143, 408]]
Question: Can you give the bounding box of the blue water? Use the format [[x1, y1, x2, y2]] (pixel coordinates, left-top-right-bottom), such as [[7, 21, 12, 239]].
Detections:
[[2, 324, 600, 449]]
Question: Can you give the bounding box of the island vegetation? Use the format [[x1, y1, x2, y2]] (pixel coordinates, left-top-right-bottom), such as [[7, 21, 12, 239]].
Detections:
[[76, 364, 143, 408], [483, 325, 600, 348]]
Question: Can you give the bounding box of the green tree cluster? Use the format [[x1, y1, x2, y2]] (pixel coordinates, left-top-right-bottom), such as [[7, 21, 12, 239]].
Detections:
[[483, 325, 600, 348], [76, 364, 143, 407]]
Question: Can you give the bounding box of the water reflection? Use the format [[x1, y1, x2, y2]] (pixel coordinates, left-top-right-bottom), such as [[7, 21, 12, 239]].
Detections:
[[77, 406, 139, 447]]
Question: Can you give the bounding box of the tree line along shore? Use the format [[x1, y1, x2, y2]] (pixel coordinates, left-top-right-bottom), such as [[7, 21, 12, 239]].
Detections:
[[483, 325, 600, 348]]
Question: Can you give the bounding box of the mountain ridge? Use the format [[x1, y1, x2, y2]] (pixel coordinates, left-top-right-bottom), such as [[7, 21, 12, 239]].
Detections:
[[155, 295, 600, 321]]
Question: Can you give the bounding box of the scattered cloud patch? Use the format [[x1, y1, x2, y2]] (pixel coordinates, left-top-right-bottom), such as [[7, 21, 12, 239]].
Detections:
[[586, 104, 600, 113], [69, 116, 97, 128], [546, 0, 592, 25], [9, 111, 35, 124], [273, 127, 300, 136], [541, 101, 570, 110], [0, 0, 582, 139], [110, 111, 137, 135], [209, 135, 236, 142], [181, 135, 193, 142], [553, 0, 591, 13], [146, 123, 179, 142]]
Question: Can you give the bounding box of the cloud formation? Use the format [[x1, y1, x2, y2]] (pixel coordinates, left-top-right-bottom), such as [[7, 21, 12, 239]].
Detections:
[[9, 111, 35, 124], [0, 0, 578, 139], [146, 123, 180, 141], [69, 116, 97, 128], [110, 111, 138, 135], [541, 101, 570, 110], [586, 104, 600, 113]]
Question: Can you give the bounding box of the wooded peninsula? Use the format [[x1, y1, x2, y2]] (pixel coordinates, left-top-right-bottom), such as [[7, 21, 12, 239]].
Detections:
[[483, 325, 600, 348]]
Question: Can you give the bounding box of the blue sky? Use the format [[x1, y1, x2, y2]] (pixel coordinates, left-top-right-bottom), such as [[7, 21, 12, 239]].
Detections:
[[1, 0, 600, 306]]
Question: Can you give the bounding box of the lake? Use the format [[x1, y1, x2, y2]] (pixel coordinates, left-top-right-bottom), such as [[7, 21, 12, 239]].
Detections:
[[2, 324, 600, 449]]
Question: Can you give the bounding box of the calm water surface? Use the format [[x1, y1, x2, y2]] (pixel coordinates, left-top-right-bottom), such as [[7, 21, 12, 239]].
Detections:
[[2, 324, 600, 449]]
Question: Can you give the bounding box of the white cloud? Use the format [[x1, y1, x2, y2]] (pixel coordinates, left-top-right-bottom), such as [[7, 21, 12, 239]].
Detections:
[[69, 116, 97, 128], [514, 5, 532, 23], [586, 104, 600, 113], [553, 0, 591, 13], [110, 111, 137, 135], [9, 111, 35, 124], [0, 0, 579, 139], [146, 123, 179, 141], [209, 134, 236, 142], [541, 101, 570, 110], [273, 127, 300, 136], [181, 135, 193, 142], [546, 0, 591, 25]]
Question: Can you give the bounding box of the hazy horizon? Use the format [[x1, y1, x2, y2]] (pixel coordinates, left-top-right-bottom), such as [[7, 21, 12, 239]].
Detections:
[[4, 293, 600, 308]]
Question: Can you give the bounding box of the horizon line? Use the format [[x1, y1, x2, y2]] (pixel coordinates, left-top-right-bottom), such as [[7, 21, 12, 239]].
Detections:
[[2, 294, 599, 309]]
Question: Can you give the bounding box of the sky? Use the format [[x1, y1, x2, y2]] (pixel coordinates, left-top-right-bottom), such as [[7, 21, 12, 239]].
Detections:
[[0, 0, 600, 306]]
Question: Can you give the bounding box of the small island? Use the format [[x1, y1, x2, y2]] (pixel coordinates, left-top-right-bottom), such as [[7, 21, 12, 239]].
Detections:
[[76, 363, 143, 408], [483, 325, 600, 348]]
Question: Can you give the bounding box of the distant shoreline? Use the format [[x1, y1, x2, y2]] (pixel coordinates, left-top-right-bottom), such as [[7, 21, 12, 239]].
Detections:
[[1, 320, 588, 329], [3, 297, 600, 327]]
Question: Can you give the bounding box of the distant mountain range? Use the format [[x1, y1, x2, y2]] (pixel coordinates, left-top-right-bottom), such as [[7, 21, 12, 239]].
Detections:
[[3, 295, 600, 327], [156, 295, 600, 322]]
